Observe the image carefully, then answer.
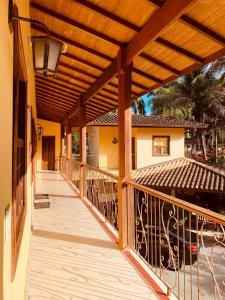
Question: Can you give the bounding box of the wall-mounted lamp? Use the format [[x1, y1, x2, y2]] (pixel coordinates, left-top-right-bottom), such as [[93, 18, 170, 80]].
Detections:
[[37, 125, 44, 140], [9, 0, 65, 76], [112, 137, 118, 144]]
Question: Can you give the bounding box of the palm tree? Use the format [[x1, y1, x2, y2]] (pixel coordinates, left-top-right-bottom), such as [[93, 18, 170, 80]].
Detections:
[[152, 56, 225, 160], [132, 97, 146, 115]]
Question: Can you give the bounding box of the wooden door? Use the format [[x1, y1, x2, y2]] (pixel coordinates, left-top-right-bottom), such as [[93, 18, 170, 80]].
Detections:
[[42, 136, 55, 170], [132, 137, 136, 170]]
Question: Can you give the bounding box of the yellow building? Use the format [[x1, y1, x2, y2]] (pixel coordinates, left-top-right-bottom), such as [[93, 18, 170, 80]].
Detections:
[[86, 112, 206, 170]]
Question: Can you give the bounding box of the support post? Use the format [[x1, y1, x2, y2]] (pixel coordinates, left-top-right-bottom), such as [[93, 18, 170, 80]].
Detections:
[[60, 123, 65, 171], [65, 118, 72, 179], [79, 98, 86, 199], [118, 48, 133, 250]]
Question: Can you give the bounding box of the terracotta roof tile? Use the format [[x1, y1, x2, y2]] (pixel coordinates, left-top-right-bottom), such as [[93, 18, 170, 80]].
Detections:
[[88, 112, 208, 128], [133, 158, 225, 193]]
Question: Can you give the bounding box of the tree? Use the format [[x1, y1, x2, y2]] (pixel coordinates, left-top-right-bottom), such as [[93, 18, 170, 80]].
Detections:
[[152, 56, 225, 160], [132, 97, 146, 115]]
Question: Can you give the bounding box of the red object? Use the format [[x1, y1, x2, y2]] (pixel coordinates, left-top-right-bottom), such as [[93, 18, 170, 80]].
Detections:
[[188, 244, 198, 254]]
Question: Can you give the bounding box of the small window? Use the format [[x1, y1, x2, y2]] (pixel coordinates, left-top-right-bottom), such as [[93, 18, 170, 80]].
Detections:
[[153, 136, 170, 156]]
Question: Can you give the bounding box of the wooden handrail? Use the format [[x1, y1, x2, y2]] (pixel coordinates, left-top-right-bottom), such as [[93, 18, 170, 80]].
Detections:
[[82, 163, 119, 180], [126, 180, 225, 226]]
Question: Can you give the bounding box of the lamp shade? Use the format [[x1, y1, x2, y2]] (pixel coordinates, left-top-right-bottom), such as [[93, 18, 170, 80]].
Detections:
[[32, 36, 63, 76]]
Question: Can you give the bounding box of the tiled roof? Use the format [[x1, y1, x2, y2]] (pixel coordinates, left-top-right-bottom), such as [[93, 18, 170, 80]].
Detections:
[[88, 112, 207, 128], [133, 158, 225, 192]]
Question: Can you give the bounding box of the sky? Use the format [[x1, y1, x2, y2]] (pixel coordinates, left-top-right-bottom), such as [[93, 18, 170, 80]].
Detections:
[[143, 93, 153, 116]]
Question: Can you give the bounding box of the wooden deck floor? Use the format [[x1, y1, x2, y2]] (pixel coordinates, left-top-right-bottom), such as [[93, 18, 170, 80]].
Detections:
[[26, 171, 159, 300]]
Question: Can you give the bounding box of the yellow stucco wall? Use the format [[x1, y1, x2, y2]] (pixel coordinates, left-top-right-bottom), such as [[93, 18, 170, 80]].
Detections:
[[89, 126, 184, 170], [36, 119, 61, 171], [98, 127, 119, 169], [0, 0, 36, 299]]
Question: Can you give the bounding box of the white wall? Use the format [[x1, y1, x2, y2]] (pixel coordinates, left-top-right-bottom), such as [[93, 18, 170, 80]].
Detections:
[[136, 128, 185, 168]]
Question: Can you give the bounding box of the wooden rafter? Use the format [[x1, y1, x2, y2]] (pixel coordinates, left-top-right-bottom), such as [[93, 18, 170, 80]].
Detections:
[[156, 37, 203, 64], [62, 53, 105, 72], [180, 15, 225, 47], [36, 87, 78, 103], [36, 75, 85, 93], [71, 0, 140, 32], [36, 83, 79, 100], [36, 78, 81, 96], [31, 2, 122, 46]]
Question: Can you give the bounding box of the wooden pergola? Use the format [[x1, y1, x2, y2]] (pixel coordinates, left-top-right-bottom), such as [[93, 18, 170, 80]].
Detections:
[[31, 0, 225, 248]]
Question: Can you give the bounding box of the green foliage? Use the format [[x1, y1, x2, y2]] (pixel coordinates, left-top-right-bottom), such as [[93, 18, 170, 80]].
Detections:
[[72, 132, 80, 154]]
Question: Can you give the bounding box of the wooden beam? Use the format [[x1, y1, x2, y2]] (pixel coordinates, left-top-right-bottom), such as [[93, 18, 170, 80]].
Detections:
[[126, 0, 197, 64], [67, 0, 197, 118], [139, 52, 180, 75], [82, 59, 118, 104], [118, 48, 133, 250], [62, 52, 105, 72], [31, 2, 122, 46], [133, 67, 163, 84], [36, 78, 81, 96], [156, 37, 203, 64], [72, 0, 140, 32], [180, 15, 225, 47], [31, 24, 113, 62]]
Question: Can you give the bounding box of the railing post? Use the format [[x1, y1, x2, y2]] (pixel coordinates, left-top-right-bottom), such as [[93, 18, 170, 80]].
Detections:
[[79, 98, 86, 198], [127, 185, 135, 248], [118, 47, 133, 250]]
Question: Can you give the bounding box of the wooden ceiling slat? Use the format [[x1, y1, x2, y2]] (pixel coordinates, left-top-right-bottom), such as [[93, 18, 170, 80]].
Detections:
[[97, 92, 117, 102], [31, 2, 122, 47], [139, 52, 180, 75], [57, 70, 93, 87], [37, 100, 69, 112], [36, 90, 77, 106], [93, 95, 117, 106], [36, 75, 85, 93], [36, 83, 79, 100], [156, 37, 203, 64], [91, 99, 115, 110], [55, 76, 87, 91], [180, 15, 225, 47], [126, 0, 197, 64], [37, 107, 65, 118], [36, 87, 78, 103], [36, 95, 74, 108], [62, 53, 105, 72], [59, 62, 98, 79], [71, 0, 140, 32], [37, 114, 61, 123], [133, 67, 163, 84], [36, 78, 81, 96], [94, 93, 118, 105], [31, 24, 114, 62]]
